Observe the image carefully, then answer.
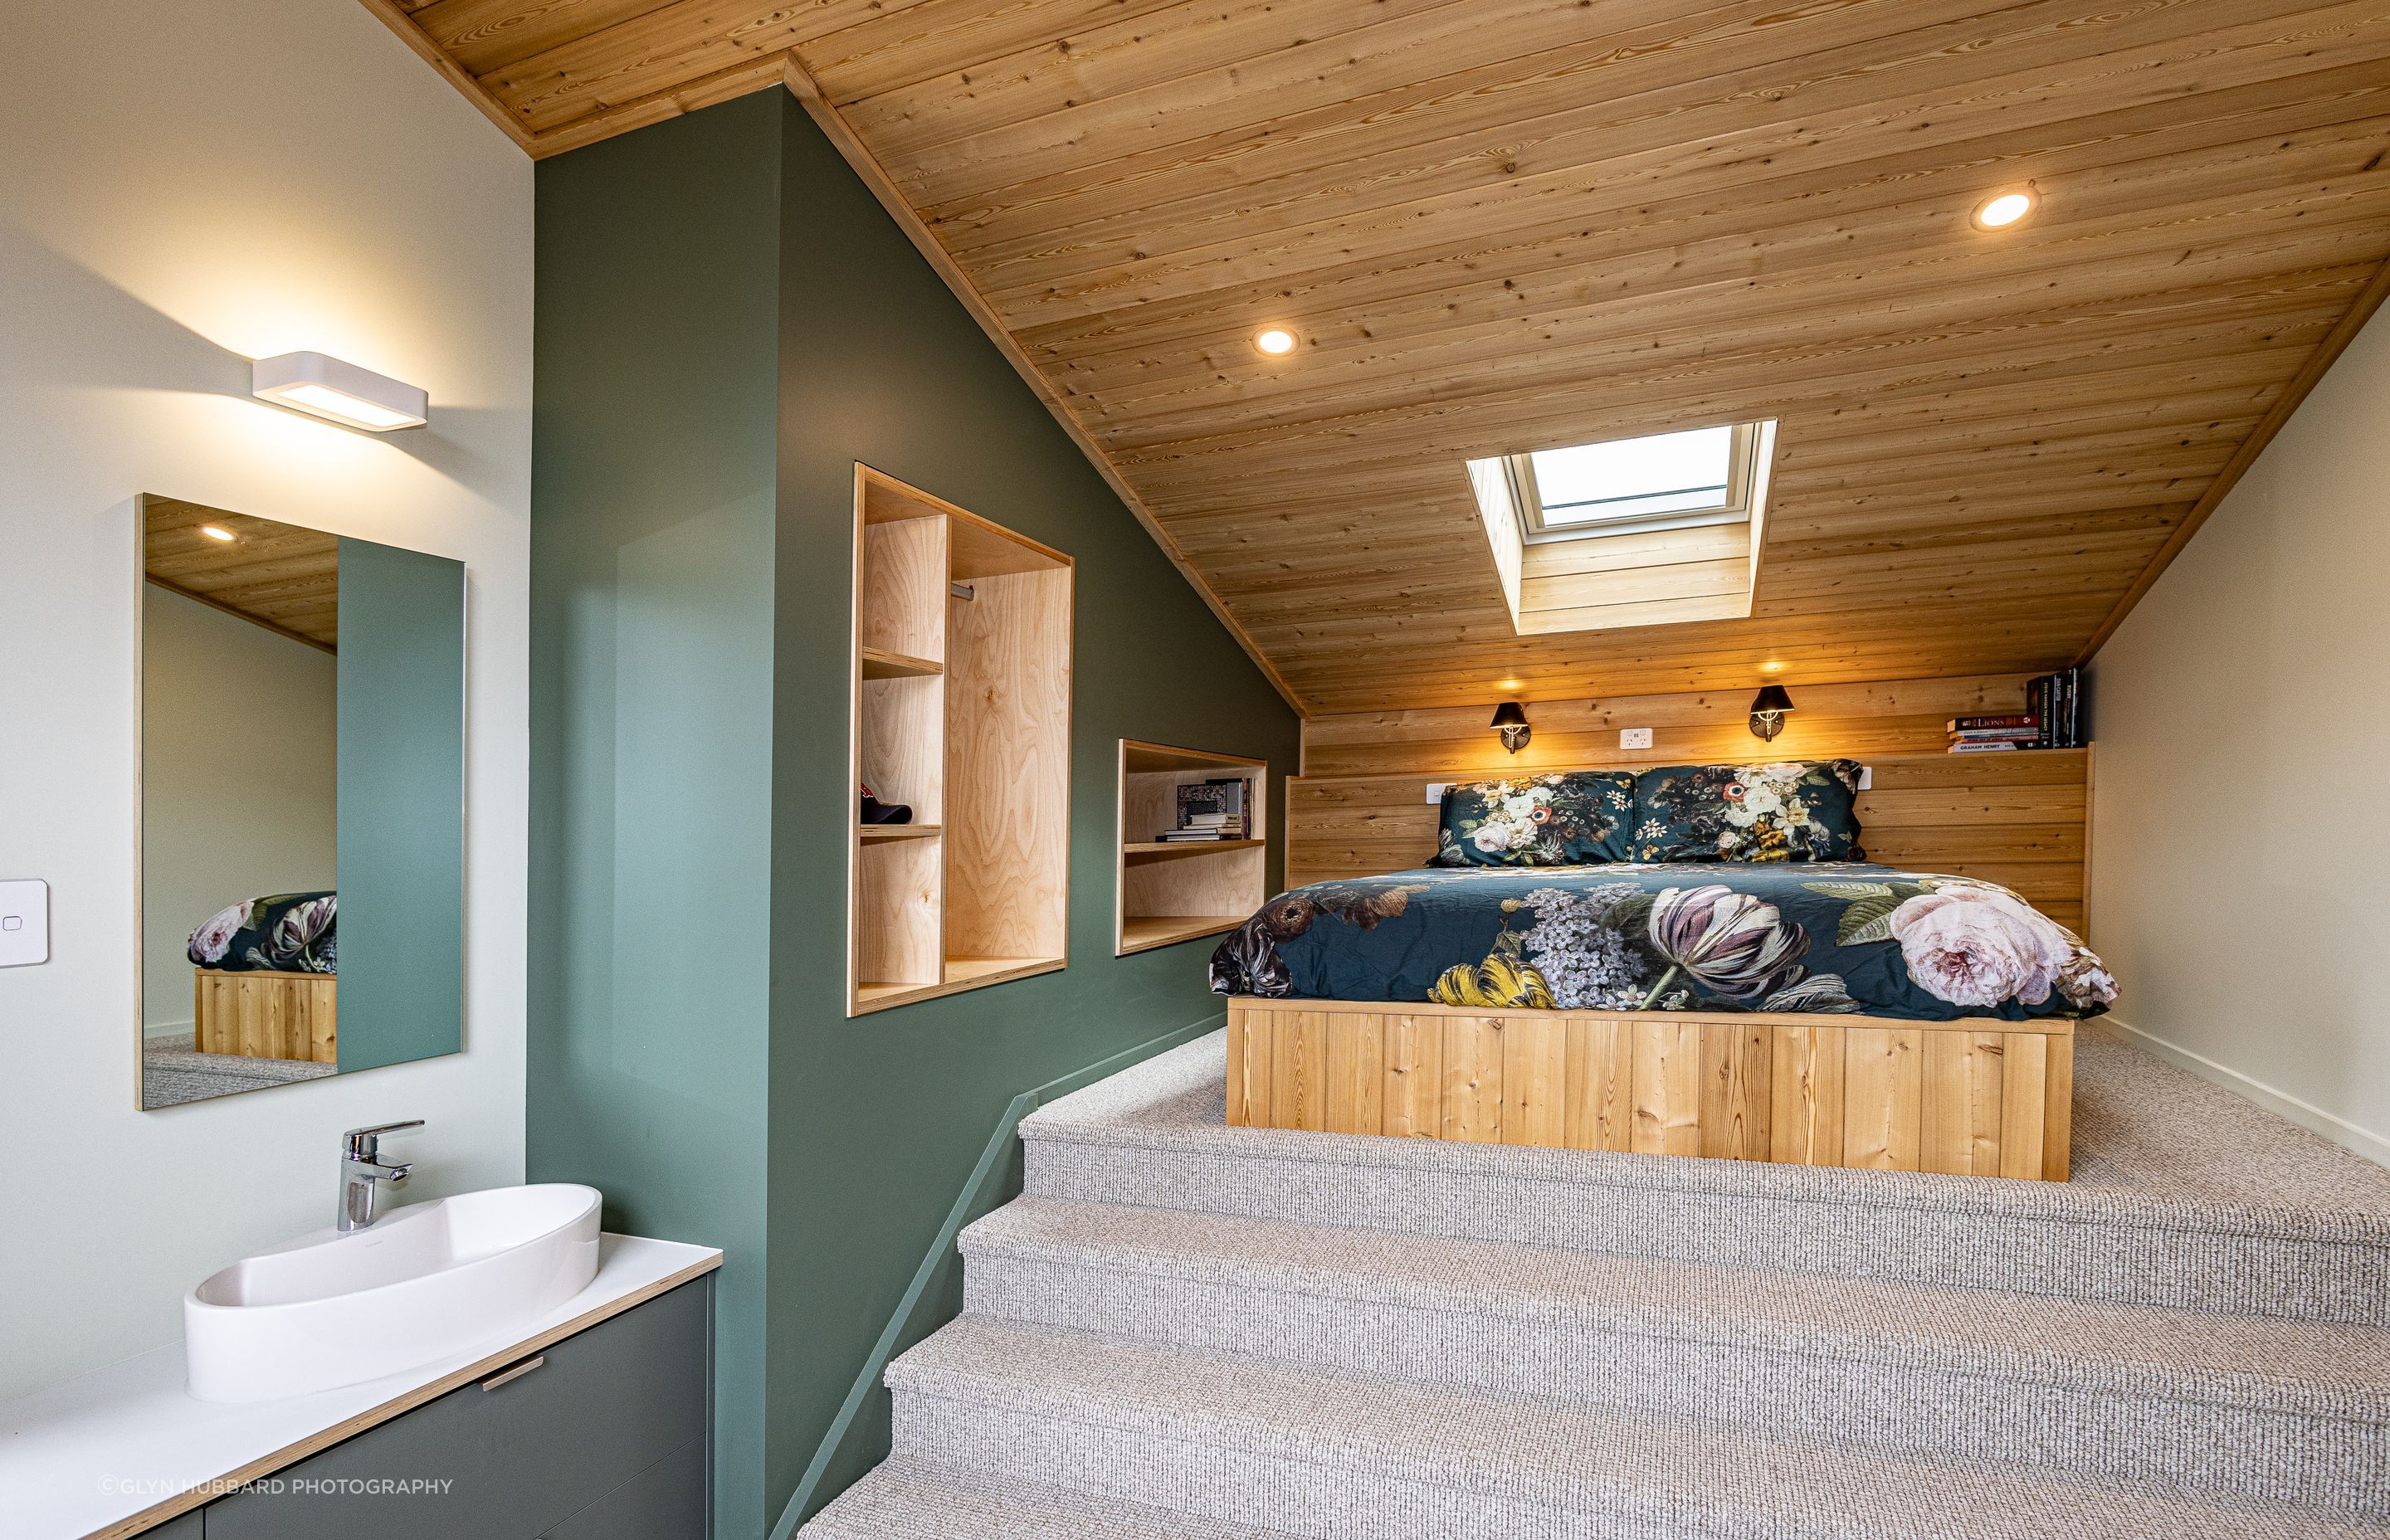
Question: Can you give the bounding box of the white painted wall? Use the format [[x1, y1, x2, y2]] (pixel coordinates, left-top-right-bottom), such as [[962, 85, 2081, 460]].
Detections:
[[0, 0, 532, 1398], [140, 586, 339, 1035], [2088, 303, 2390, 1165]]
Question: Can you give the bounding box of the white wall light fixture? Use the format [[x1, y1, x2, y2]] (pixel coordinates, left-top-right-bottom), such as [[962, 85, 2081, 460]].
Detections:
[[251, 352, 428, 431]]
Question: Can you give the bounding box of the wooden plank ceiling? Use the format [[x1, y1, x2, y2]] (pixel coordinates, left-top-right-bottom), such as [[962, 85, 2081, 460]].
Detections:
[[368, 0, 2390, 713], [144, 497, 340, 652]]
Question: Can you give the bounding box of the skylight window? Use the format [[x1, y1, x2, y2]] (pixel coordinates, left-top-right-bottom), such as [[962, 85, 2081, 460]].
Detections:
[[1465, 420, 1778, 636], [1493, 422, 1769, 542]]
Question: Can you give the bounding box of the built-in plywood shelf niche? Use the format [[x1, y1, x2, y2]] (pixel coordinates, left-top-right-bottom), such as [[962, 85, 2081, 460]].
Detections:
[[849, 465, 1073, 1015], [1115, 740, 1268, 957]]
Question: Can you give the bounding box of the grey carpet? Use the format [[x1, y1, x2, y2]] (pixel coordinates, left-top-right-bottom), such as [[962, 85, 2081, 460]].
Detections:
[[961, 1196, 2390, 1509], [886, 1317, 2378, 1540], [805, 1455, 1295, 1539], [1018, 1031, 2390, 1322], [797, 1031, 2390, 1539], [142, 1046, 334, 1105]]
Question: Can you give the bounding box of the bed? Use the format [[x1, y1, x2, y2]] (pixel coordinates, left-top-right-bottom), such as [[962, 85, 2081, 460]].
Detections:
[[186, 891, 338, 1065], [1211, 758, 2112, 1182]]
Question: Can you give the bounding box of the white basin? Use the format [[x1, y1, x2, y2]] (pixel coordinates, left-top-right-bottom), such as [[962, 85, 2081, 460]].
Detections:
[[184, 1183, 602, 1402]]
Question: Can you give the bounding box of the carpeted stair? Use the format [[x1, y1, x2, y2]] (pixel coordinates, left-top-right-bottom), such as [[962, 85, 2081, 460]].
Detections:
[[802, 1029, 2390, 1538]]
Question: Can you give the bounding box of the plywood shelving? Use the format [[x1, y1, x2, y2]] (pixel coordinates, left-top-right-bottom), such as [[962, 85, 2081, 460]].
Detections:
[[1120, 839, 1266, 856], [1115, 740, 1268, 957], [859, 647, 942, 680], [1116, 914, 1239, 953], [849, 465, 1073, 1016]]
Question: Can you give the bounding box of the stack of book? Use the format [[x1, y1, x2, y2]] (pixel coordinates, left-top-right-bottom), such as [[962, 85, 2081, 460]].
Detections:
[[1156, 777, 1251, 841], [1945, 667, 2084, 752], [1946, 716, 2039, 753], [2026, 666, 2084, 749]]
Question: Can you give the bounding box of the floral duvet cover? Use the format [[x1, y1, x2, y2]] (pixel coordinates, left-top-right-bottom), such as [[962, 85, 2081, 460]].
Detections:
[[188, 890, 338, 975], [1209, 864, 2114, 1023]]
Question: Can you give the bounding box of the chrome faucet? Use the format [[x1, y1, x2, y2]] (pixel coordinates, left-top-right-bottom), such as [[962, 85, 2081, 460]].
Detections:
[[337, 1121, 422, 1232]]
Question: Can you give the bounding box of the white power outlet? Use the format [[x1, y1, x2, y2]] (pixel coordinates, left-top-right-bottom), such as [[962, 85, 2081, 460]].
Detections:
[[0, 880, 49, 967], [1425, 782, 1450, 804], [1619, 728, 1653, 750]]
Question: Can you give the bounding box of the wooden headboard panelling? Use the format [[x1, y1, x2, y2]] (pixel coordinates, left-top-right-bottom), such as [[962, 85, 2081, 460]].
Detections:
[[1285, 748, 2091, 936], [1301, 674, 2037, 779]]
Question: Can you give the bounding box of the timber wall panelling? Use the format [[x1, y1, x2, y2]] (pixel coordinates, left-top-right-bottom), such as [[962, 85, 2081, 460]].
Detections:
[[1300, 672, 2042, 777], [1290, 753, 2093, 936]]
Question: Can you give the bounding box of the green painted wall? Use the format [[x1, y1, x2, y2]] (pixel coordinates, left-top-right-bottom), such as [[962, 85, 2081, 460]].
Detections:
[[758, 92, 1299, 1525], [334, 536, 466, 1073], [531, 90, 1301, 1538], [528, 96, 783, 1540]]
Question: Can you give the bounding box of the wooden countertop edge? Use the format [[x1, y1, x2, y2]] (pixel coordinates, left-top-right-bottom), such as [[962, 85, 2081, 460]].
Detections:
[[84, 1250, 724, 1540]]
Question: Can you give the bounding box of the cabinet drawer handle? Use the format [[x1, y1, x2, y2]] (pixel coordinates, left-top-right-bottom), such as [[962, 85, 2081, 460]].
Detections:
[[480, 1355, 544, 1391]]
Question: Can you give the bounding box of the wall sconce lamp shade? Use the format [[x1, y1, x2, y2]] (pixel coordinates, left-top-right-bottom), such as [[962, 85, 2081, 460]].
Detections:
[[251, 352, 428, 431], [1490, 700, 1532, 754], [1748, 684, 1795, 742]]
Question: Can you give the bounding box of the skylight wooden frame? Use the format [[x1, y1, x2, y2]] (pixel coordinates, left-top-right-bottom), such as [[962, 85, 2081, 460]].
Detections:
[[1506, 422, 1763, 544], [1466, 422, 1777, 636]]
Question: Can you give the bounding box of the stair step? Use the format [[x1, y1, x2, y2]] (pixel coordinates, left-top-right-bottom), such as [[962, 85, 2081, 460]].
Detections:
[[1019, 1031, 2390, 1323], [960, 1196, 2390, 1513], [802, 1454, 1295, 1539], [888, 1316, 2378, 1540]]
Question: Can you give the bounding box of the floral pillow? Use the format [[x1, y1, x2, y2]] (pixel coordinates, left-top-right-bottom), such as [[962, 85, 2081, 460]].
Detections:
[[187, 890, 339, 973], [1629, 761, 1865, 863], [1428, 771, 1636, 868]]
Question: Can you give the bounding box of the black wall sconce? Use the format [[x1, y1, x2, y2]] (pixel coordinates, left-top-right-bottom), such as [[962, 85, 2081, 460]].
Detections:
[[1490, 700, 1531, 754], [1747, 684, 1795, 742]]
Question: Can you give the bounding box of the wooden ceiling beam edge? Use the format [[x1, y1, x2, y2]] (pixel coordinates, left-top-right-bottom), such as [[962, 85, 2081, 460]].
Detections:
[[144, 574, 338, 657], [352, 1, 1308, 714], [358, 0, 537, 153], [2072, 247, 2390, 665], [525, 51, 794, 160], [777, 56, 1309, 715]]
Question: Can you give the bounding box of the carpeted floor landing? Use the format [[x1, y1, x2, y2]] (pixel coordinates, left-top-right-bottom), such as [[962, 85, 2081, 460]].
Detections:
[[801, 1029, 2390, 1538]]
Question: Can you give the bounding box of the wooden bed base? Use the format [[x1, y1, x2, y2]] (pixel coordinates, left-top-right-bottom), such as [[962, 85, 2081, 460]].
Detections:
[[193, 968, 338, 1065], [1227, 997, 2072, 1182]]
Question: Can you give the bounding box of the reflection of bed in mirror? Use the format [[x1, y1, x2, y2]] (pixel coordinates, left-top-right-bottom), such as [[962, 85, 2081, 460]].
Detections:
[[192, 972, 337, 1060], [139, 495, 466, 1109], [187, 890, 339, 1065]]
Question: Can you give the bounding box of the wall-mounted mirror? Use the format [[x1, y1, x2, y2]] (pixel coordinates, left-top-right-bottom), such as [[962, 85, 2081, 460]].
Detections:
[[139, 496, 465, 1109]]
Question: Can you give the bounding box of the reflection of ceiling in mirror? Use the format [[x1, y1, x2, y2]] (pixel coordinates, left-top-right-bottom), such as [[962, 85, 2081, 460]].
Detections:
[[143, 496, 339, 653]]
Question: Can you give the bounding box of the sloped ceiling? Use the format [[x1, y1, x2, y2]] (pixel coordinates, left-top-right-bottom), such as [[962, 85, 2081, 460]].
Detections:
[[365, 0, 2390, 713], [143, 497, 339, 652]]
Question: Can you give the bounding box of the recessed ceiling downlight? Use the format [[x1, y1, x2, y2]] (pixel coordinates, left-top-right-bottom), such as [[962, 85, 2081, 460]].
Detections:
[[1253, 328, 1296, 356], [1973, 188, 2036, 230], [200, 524, 237, 542]]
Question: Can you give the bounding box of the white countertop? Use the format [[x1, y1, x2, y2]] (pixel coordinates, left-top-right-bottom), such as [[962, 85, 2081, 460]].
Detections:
[[0, 1233, 722, 1540]]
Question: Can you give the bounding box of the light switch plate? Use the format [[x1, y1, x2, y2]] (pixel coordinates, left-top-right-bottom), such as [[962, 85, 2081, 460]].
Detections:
[[0, 880, 49, 967], [1425, 782, 1450, 804], [1857, 765, 1874, 790], [1619, 728, 1653, 750]]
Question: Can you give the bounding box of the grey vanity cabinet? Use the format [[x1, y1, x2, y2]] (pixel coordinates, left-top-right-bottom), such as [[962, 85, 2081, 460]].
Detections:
[[197, 1275, 710, 1539]]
